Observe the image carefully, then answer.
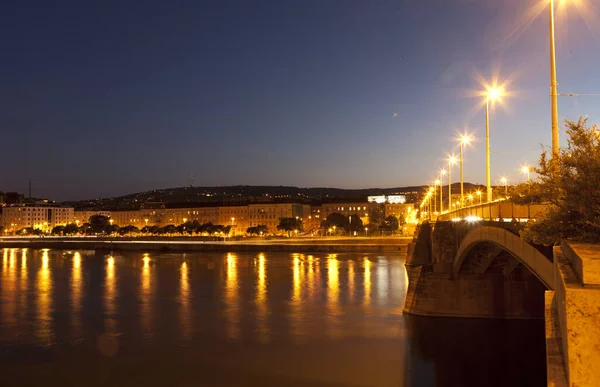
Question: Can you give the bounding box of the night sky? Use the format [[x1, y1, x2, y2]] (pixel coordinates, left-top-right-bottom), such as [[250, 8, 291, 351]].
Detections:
[[2, 0, 599, 201]]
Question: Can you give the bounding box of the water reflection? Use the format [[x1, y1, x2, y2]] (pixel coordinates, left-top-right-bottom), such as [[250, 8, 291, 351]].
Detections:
[[2, 249, 17, 328], [224, 253, 239, 341], [256, 253, 268, 343], [140, 253, 152, 339], [327, 255, 341, 338], [0, 250, 547, 387], [376, 257, 389, 305], [291, 254, 303, 341], [36, 249, 53, 345], [105, 256, 117, 334], [71, 252, 82, 338], [180, 261, 190, 340], [364, 257, 372, 307], [348, 259, 355, 302], [20, 249, 28, 316]]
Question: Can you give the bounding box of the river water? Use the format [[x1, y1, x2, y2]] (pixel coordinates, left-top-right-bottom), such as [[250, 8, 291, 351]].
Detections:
[[0, 248, 545, 386]]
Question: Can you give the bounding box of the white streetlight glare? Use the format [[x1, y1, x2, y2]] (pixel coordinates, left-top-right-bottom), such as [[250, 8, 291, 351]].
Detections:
[[521, 165, 531, 182]]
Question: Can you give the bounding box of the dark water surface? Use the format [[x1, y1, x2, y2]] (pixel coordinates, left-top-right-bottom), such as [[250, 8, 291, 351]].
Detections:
[[0, 249, 545, 386]]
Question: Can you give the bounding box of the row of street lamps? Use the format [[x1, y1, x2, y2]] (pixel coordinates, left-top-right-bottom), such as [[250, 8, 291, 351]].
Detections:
[[419, 0, 573, 218]]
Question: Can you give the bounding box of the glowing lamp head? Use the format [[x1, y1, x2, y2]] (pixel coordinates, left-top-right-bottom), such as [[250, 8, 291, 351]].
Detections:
[[487, 87, 503, 101], [521, 165, 530, 174], [440, 169, 447, 176], [459, 133, 472, 145], [476, 190, 482, 196], [448, 155, 458, 165], [500, 177, 508, 185], [434, 179, 441, 185]]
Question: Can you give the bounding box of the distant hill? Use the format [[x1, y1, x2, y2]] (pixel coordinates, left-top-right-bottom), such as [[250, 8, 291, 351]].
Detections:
[[65, 183, 484, 210]]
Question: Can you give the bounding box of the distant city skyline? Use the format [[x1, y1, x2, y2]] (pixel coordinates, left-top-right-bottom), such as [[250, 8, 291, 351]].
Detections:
[[1, 0, 599, 201]]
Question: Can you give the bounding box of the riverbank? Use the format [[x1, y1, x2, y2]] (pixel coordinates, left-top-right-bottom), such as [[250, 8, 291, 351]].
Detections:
[[0, 236, 410, 254]]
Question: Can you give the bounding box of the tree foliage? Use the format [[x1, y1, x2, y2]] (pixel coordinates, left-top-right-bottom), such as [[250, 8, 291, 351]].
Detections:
[[247, 225, 268, 235], [380, 215, 399, 232], [277, 217, 303, 236], [512, 118, 600, 244]]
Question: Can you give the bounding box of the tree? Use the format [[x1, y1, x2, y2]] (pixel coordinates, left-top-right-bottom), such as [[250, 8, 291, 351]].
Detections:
[[348, 214, 364, 233], [106, 224, 120, 235], [321, 213, 348, 230], [159, 224, 177, 235], [247, 225, 268, 235], [63, 223, 79, 235], [51, 225, 65, 235], [142, 225, 160, 234], [119, 225, 140, 235], [512, 117, 600, 244], [380, 216, 399, 234], [277, 217, 303, 236], [88, 215, 111, 234]]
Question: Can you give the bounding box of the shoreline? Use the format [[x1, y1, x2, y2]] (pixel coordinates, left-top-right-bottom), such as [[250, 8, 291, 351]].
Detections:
[[0, 236, 411, 254]]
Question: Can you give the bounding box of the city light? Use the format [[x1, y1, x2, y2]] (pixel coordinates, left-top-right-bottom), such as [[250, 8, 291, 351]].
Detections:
[[521, 165, 531, 182]]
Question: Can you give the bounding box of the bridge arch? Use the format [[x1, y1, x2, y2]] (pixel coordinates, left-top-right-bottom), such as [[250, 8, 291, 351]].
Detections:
[[453, 226, 554, 289]]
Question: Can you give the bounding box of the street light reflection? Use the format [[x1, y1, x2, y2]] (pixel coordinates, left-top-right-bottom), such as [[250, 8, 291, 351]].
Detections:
[[256, 253, 269, 343], [180, 260, 190, 340], [327, 254, 341, 338], [71, 252, 82, 338], [225, 253, 240, 341], [36, 249, 53, 345]]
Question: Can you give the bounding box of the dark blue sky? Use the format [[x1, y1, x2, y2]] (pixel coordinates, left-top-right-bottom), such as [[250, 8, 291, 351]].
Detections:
[[1, 0, 599, 200]]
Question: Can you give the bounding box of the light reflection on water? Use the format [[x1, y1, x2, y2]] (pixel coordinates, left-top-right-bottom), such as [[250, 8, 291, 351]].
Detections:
[[71, 252, 82, 338], [179, 260, 190, 341], [36, 249, 53, 345], [0, 249, 546, 386]]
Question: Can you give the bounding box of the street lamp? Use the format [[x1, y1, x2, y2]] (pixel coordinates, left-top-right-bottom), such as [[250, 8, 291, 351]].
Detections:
[[458, 134, 472, 208], [485, 87, 504, 202], [468, 194, 474, 206], [521, 165, 531, 182], [434, 179, 441, 214], [549, 0, 560, 155], [500, 176, 509, 196], [447, 155, 457, 212], [439, 169, 447, 213], [476, 190, 482, 205]]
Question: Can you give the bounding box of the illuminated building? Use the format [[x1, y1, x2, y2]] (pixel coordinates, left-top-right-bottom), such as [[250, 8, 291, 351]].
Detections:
[[0, 205, 74, 232]]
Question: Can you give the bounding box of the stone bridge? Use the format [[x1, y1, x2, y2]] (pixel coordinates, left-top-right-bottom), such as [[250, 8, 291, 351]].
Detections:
[[403, 217, 600, 386], [453, 225, 553, 289]]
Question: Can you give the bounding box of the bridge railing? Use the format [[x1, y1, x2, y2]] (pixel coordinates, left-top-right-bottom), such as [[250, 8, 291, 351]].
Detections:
[[435, 200, 548, 222]]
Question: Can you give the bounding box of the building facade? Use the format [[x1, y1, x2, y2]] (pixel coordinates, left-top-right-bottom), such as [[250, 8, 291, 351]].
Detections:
[[247, 203, 305, 234], [0, 205, 74, 232]]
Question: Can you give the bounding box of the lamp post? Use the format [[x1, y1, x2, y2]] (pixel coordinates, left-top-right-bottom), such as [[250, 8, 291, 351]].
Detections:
[[485, 87, 503, 202], [549, 0, 559, 155], [448, 155, 457, 212], [433, 181, 439, 214], [439, 171, 446, 213], [459, 135, 471, 208]]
